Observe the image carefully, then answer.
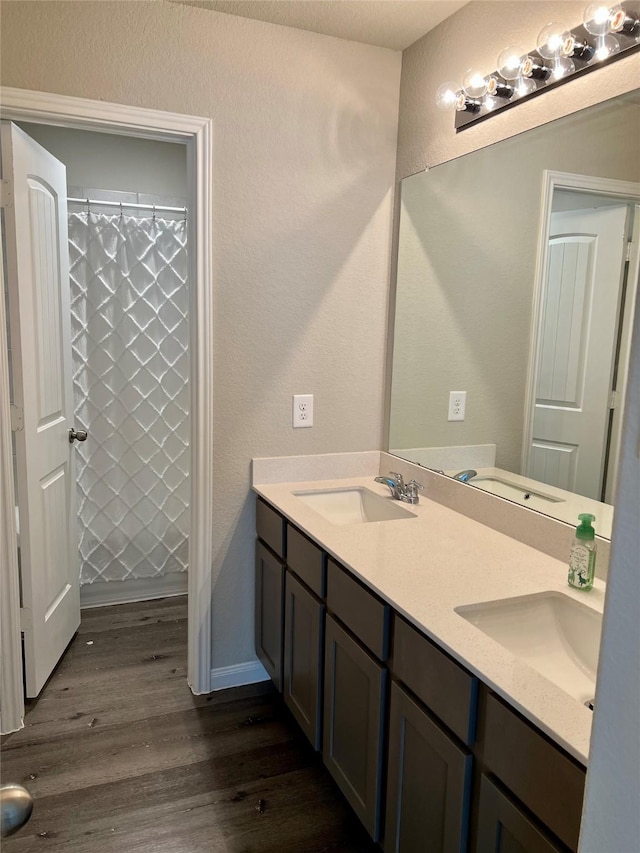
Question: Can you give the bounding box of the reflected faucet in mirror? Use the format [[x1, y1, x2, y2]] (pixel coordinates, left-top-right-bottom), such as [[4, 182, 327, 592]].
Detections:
[[453, 469, 477, 483]]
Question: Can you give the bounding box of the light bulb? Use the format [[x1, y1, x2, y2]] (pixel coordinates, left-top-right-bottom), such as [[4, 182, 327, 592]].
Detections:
[[550, 56, 575, 79], [435, 81, 460, 111], [496, 45, 526, 80], [537, 23, 572, 59], [512, 77, 537, 99], [583, 3, 614, 36], [462, 68, 488, 99], [593, 33, 621, 59]]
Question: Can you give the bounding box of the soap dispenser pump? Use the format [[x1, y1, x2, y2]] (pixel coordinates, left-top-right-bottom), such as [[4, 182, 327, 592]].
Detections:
[[568, 514, 596, 591]]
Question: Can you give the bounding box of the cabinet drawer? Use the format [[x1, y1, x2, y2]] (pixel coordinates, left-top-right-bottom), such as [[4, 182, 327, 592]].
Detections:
[[392, 616, 477, 745], [256, 497, 286, 558], [475, 775, 565, 853], [287, 524, 326, 598], [483, 693, 585, 852], [327, 559, 390, 661]]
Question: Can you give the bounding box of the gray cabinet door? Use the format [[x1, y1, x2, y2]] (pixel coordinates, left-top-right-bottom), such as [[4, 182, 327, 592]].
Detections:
[[475, 775, 565, 853], [323, 614, 386, 842], [385, 682, 472, 853], [255, 540, 285, 690], [284, 570, 324, 749]]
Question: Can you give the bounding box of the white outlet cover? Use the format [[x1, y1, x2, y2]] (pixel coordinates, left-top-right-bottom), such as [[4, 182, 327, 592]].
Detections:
[[448, 390, 466, 422], [293, 394, 314, 428]]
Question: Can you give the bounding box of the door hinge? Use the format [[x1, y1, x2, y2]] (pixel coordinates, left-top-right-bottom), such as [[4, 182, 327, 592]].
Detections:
[[626, 240, 634, 263], [0, 179, 12, 209], [10, 404, 24, 431], [19, 608, 32, 633], [610, 390, 618, 410]]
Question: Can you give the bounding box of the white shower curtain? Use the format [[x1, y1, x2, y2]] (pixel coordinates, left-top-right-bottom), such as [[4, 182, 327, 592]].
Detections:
[[68, 211, 189, 585]]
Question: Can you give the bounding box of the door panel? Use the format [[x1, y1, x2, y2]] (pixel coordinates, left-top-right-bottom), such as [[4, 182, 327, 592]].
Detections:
[[323, 614, 386, 841], [1, 121, 80, 697], [531, 203, 628, 500], [283, 570, 324, 749], [254, 540, 284, 690]]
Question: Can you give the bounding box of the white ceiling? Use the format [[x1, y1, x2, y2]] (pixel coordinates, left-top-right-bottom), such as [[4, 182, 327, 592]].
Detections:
[[169, 0, 469, 51]]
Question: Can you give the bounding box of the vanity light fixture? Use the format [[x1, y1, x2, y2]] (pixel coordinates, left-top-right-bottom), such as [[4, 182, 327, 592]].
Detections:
[[436, 0, 640, 130]]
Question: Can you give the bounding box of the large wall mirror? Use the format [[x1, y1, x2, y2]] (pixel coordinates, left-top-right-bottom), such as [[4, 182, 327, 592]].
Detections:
[[388, 91, 640, 540]]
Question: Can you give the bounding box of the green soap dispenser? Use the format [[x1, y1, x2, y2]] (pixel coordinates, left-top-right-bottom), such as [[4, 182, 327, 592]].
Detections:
[[568, 514, 596, 591]]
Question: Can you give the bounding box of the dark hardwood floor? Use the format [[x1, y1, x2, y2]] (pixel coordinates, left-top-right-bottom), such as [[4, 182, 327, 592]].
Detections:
[[1, 597, 377, 852]]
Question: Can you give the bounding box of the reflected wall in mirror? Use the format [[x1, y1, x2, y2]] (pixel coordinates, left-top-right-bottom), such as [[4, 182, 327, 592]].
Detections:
[[389, 92, 640, 539]]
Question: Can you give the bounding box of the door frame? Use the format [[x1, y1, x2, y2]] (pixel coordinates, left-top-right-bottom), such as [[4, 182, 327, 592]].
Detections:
[[0, 87, 214, 731], [522, 170, 640, 491]]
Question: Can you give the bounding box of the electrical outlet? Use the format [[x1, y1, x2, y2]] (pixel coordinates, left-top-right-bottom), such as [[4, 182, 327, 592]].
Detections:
[[293, 394, 314, 428], [448, 391, 466, 422]]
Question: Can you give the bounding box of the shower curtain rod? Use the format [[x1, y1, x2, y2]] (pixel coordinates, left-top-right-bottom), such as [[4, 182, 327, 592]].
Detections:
[[67, 197, 187, 214]]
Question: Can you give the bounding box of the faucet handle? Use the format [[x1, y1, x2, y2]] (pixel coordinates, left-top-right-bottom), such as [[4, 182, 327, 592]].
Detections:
[[407, 479, 423, 491], [389, 472, 405, 488]]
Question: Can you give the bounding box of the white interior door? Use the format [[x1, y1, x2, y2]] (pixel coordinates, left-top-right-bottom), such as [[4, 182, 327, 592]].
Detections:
[[530, 203, 628, 500], [1, 121, 80, 697]]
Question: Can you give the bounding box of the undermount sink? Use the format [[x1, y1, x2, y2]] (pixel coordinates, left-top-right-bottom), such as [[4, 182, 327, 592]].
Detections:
[[455, 592, 602, 705], [471, 476, 563, 505], [294, 487, 416, 525]]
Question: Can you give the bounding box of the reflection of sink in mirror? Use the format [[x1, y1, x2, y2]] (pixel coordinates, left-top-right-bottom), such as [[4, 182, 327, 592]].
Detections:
[[470, 475, 563, 504], [444, 466, 614, 538], [294, 487, 417, 525], [455, 592, 602, 705]]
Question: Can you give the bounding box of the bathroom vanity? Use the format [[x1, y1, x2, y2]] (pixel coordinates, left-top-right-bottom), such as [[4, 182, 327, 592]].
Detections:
[[253, 477, 601, 852]]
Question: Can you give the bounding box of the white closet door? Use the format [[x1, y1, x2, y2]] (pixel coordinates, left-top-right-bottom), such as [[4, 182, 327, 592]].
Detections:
[[1, 121, 80, 697], [530, 204, 628, 500]]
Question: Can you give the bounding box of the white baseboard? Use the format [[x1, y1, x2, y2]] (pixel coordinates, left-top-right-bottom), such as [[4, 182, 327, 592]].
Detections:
[[80, 572, 188, 609], [210, 660, 269, 692]]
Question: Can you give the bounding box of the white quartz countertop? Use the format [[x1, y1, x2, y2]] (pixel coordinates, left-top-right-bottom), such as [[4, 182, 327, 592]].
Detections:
[[253, 476, 604, 766]]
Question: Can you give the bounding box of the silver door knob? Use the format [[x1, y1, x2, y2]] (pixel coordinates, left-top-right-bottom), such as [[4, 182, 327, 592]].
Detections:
[[1, 784, 33, 837], [68, 428, 88, 443]]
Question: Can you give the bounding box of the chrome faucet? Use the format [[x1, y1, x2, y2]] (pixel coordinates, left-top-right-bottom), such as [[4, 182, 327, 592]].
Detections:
[[453, 469, 477, 483], [374, 472, 424, 504]]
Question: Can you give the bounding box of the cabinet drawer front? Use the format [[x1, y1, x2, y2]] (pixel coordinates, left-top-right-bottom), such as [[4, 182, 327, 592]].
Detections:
[[483, 694, 585, 852], [255, 540, 285, 690], [323, 614, 386, 841], [284, 570, 324, 750], [327, 559, 389, 660], [392, 616, 477, 745], [475, 775, 565, 853], [385, 682, 472, 853], [287, 525, 326, 598], [256, 498, 286, 558]]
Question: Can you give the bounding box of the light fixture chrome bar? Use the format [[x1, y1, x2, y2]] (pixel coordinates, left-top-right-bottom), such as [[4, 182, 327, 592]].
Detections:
[[67, 197, 187, 214], [442, 0, 640, 132]]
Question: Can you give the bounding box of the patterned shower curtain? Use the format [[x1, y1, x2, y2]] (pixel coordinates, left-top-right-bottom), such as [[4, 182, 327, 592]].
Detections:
[[68, 212, 189, 585]]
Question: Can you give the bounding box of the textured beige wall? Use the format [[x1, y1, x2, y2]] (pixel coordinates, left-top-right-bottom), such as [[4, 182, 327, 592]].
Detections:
[[0, 1, 401, 671], [397, 0, 640, 178]]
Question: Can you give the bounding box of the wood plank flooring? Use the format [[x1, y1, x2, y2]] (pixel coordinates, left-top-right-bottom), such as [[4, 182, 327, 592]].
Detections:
[[1, 597, 378, 852]]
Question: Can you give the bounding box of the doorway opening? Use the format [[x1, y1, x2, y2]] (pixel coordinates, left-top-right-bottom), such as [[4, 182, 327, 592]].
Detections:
[[0, 88, 214, 735], [19, 122, 191, 612]]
